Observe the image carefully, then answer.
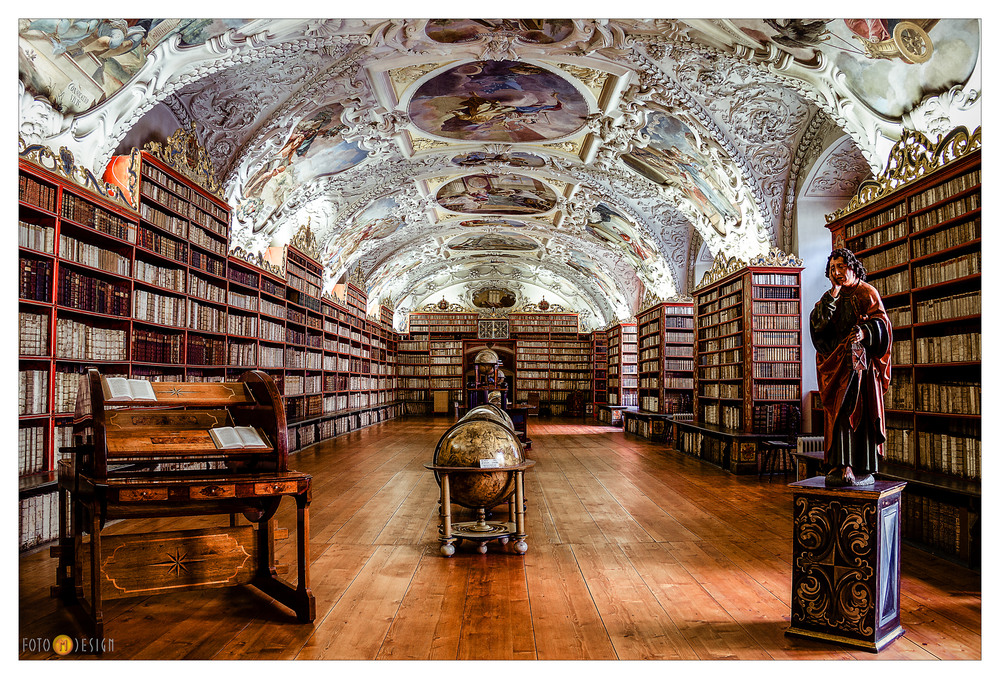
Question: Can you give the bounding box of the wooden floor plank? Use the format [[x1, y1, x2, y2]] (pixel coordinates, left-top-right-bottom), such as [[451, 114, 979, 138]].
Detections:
[[18, 416, 980, 661]]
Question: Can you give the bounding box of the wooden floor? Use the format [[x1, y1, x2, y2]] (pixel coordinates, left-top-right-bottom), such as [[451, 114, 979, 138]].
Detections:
[[19, 415, 981, 661]]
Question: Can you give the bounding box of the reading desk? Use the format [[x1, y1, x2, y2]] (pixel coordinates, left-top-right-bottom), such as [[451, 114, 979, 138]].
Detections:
[[52, 369, 315, 650]]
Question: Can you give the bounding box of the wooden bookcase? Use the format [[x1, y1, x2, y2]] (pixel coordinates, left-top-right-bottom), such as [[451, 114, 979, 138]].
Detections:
[[673, 254, 803, 474], [605, 322, 638, 409], [591, 330, 608, 408], [17, 144, 402, 549], [509, 313, 588, 414], [636, 301, 694, 415], [824, 131, 980, 567], [403, 312, 477, 412]]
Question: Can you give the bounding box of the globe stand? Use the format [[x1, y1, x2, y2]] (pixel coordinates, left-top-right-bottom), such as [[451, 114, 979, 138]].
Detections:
[[425, 461, 535, 557]]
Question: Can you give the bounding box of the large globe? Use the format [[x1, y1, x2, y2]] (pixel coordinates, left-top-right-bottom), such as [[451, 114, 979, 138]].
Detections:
[[462, 404, 515, 431], [433, 419, 524, 509]]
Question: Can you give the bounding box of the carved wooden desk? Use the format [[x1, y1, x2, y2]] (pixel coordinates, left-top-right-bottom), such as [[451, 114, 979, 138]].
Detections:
[[52, 369, 316, 651]]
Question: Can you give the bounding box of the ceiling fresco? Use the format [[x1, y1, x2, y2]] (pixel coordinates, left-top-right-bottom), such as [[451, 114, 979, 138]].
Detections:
[[17, 18, 981, 331]]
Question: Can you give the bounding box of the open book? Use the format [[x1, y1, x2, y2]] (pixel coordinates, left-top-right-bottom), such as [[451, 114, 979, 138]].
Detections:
[[209, 426, 270, 450], [104, 377, 157, 401]]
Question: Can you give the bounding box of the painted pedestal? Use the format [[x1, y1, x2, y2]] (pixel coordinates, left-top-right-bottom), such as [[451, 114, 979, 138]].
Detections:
[[786, 477, 907, 652]]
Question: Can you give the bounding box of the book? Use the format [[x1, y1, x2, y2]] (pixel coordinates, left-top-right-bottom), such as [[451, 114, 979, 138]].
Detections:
[[208, 426, 269, 450], [104, 377, 157, 401]]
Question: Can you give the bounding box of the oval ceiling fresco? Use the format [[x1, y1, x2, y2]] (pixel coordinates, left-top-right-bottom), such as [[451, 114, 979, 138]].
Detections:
[[446, 231, 539, 251], [407, 60, 589, 143], [236, 103, 367, 232], [425, 19, 575, 45], [451, 150, 546, 168], [435, 173, 557, 215], [622, 111, 741, 236]]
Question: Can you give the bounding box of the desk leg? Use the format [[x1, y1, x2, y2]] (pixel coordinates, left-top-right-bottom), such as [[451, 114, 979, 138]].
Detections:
[[294, 492, 316, 622], [88, 508, 105, 649], [439, 473, 456, 557]]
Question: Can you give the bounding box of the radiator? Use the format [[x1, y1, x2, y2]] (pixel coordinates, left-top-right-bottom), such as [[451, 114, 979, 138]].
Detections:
[[796, 436, 825, 454], [670, 412, 694, 422]]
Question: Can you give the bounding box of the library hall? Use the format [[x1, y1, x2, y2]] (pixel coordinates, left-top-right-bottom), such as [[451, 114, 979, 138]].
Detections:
[[15, 18, 982, 664]]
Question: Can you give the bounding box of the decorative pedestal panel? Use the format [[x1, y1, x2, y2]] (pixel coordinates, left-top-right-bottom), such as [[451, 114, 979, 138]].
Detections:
[[786, 477, 907, 652]]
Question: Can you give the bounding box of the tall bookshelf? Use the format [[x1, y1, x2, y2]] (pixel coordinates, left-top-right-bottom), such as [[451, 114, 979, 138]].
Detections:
[[591, 330, 608, 408], [605, 322, 638, 408], [824, 128, 981, 567], [404, 312, 477, 412], [509, 313, 589, 414], [17, 139, 402, 550], [636, 301, 694, 415], [693, 259, 803, 434]]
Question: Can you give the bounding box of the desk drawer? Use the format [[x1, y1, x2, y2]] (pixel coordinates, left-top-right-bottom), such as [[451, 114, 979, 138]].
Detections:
[[119, 488, 168, 502], [253, 481, 298, 495], [190, 483, 235, 499]]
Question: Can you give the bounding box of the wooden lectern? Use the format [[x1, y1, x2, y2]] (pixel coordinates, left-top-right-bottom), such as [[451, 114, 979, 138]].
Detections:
[[52, 369, 315, 651]]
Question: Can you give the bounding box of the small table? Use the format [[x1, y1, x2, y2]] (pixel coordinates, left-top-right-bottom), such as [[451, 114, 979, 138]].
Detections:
[[424, 460, 535, 557]]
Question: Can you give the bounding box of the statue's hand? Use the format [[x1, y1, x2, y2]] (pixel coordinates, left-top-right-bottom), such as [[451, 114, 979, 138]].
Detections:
[[828, 273, 841, 298]]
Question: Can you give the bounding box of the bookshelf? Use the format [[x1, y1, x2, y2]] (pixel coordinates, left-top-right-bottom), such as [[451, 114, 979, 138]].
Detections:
[[605, 322, 638, 409], [672, 252, 804, 473], [591, 330, 608, 408], [824, 129, 980, 567], [16, 140, 402, 550], [636, 301, 694, 415], [509, 313, 589, 414], [403, 312, 478, 412]]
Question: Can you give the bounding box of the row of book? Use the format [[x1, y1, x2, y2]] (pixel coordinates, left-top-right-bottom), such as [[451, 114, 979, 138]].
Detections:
[[914, 332, 981, 364], [699, 365, 742, 380], [752, 330, 799, 346], [752, 285, 797, 299], [61, 192, 136, 242], [137, 225, 187, 264], [910, 194, 980, 232], [186, 334, 227, 365], [752, 362, 800, 378], [859, 242, 908, 275], [227, 313, 258, 337], [56, 319, 127, 361], [915, 289, 980, 323], [18, 220, 55, 253], [19, 311, 48, 356], [19, 370, 49, 415], [753, 383, 800, 400], [189, 249, 225, 277], [910, 168, 980, 211], [701, 404, 741, 430], [20, 175, 58, 212], [19, 425, 46, 476], [752, 347, 800, 362], [700, 337, 743, 354], [887, 371, 914, 410], [133, 288, 186, 326], [19, 257, 53, 302], [752, 300, 799, 315], [188, 272, 226, 303], [887, 305, 912, 327], [141, 163, 230, 222], [752, 315, 800, 330], [227, 289, 258, 311], [868, 269, 909, 297], [751, 273, 799, 286], [698, 349, 741, 366], [916, 381, 981, 415], [58, 267, 130, 315], [901, 493, 966, 557], [19, 492, 59, 552], [133, 328, 184, 364], [847, 219, 907, 253], [139, 199, 188, 238], [892, 339, 913, 365], [751, 402, 798, 434], [912, 217, 980, 258], [913, 251, 980, 288], [844, 201, 907, 239], [228, 342, 257, 367], [699, 319, 740, 340]]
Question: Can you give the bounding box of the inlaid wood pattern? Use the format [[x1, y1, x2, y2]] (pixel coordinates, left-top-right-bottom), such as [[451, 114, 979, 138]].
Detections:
[[20, 416, 980, 660]]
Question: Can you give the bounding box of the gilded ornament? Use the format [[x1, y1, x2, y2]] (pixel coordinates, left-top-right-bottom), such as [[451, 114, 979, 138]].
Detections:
[[18, 136, 132, 208], [826, 125, 982, 223], [143, 123, 224, 198]]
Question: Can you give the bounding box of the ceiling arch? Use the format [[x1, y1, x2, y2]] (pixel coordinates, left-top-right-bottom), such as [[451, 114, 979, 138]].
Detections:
[[18, 18, 981, 330]]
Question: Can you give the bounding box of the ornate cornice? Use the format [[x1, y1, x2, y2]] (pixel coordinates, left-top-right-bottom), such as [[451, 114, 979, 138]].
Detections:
[[18, 135, 132, 208], [144, 123, 224, 197], [230, 246, 285, 277], [289, 218, 322, 261], [826, 125, 981, 223], [695, 246, 802, 290]]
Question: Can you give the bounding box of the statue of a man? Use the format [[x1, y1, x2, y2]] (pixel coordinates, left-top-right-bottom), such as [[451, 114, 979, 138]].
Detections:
[[809, 248, 892, 486]]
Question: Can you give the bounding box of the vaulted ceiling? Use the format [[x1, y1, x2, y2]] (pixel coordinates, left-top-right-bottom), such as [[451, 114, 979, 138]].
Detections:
[[18, 19, 982, 330]]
